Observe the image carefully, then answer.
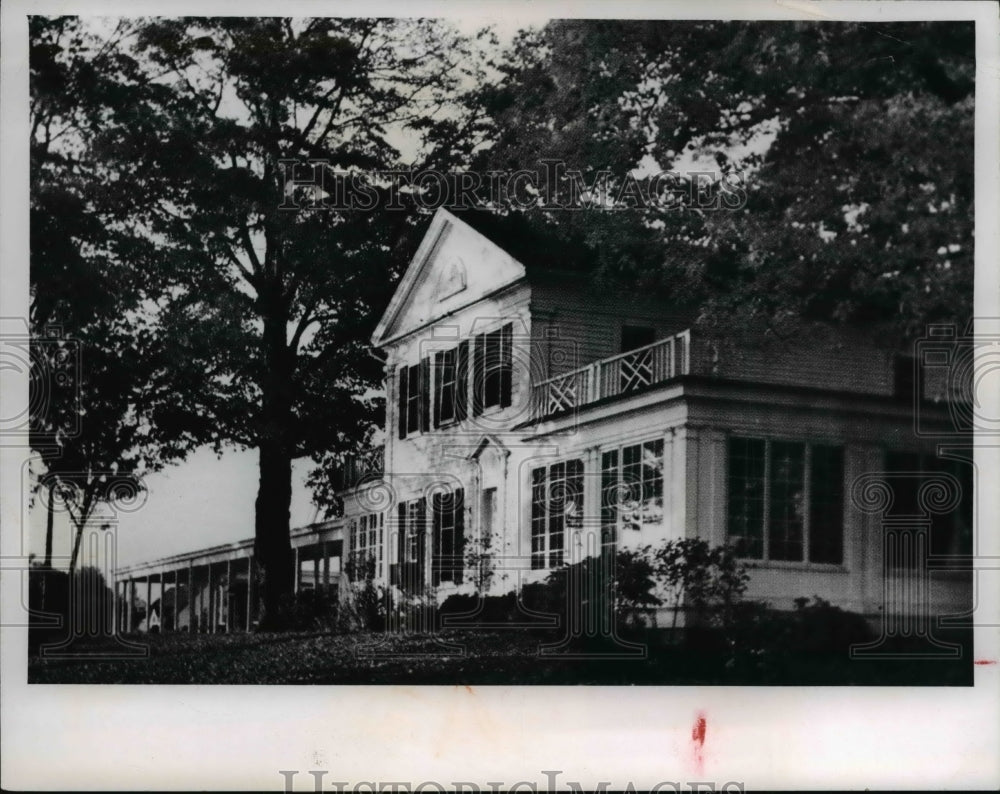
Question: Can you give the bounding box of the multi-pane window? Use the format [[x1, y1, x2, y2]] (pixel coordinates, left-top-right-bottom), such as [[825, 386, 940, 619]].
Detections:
[[432, 488, 464, 585], [473, 324, 513, 415], [397, 360, 430, 438], [530, 459, 583, 569], [400, 324, 510, 434], [434, 347, 459, 427], [727, 437, 844, 564], [394, 497, 427, 592], [348, 512, 383, 580], [601, 439, 665, 553], [883, 451, 973, 559], [401, 499, 424, 563]]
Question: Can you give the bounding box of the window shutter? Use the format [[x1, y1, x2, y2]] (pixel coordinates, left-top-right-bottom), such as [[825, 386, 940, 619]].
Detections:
[[396, 503, 407, 579], [397, 365, 408, 439], [431, 492, 442, 587], [419, 357, 431, 432], [500, 323, 513, 408], [473, 333, 485, 417], [432, 352, 441, 429], [416, 497, 427, 584], [456, 340, 469, 420], [455, 488, 465, 585]]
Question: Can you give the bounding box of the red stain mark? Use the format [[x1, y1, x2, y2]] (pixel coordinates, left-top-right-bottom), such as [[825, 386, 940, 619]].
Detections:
[[691, 712, 707, 774], [464, 684, 475, 694], [974, 659, 997, 666]]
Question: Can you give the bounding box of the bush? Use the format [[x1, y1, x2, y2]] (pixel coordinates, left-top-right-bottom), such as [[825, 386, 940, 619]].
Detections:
[[719, 596, 875, 680], [517, 550, 662, 633], [29, 565, 115, 653], [653, 538, 749, 631], [439, 592, 520, 624]]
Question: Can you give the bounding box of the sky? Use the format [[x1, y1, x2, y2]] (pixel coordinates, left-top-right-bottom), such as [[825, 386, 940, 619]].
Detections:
[[22, 14, 787, 574], [29, 446, 325, 570], [26, 15, 535, 573]]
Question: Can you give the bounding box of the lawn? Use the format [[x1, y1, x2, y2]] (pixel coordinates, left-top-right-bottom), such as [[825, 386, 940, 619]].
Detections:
[[28, 626, 975, 685]]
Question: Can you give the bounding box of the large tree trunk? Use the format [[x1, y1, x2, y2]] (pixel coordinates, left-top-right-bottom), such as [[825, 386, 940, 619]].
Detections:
[[44, 479, 55, 569], [253, 293, 296, 630], [254, 441, 294, 628]]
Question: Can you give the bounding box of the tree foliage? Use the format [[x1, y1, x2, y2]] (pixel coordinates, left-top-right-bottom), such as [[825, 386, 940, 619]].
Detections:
[[30, 17, 220, 571], [60, 17, 492, 623], [476, 21, 974, 341]]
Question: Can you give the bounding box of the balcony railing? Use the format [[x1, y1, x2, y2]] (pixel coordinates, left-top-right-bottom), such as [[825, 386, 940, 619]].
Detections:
[[332, 446, 385, 491], [531, 330, 691, 421]]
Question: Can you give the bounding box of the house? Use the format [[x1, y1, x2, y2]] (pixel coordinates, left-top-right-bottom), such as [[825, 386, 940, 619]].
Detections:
[[115, 207, 973, 635]]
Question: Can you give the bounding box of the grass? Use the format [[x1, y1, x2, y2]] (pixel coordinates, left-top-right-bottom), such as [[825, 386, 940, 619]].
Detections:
[[28, 625, 975, 685]]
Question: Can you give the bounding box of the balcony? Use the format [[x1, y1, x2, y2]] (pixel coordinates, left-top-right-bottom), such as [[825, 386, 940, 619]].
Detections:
[[332, 446, 385, 491], [531, 330, 691, 421]]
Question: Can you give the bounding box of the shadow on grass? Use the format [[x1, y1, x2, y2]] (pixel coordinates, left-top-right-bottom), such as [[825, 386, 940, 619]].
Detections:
[[27, 624, 974, 686]]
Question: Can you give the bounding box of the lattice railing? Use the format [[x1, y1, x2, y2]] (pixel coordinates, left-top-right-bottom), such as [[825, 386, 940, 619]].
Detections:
[[531, 330, 690, 421]]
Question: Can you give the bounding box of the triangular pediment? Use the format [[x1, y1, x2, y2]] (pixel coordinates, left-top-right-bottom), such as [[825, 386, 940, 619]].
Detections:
[[372, 208, 527, 346]]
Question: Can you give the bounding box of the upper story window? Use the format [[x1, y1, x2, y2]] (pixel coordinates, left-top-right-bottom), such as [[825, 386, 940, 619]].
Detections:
[[473, 324, 513, 416], [398, 360, 430, 438], [398, 323, 512, 437], [433, 342, 470, 428], [530, 458, 583, 570], [727, 437, 845, 565]]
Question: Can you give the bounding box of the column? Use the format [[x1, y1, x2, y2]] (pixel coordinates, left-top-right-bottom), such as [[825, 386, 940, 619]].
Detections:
[[126, 579, 133, 633], [583, 446, 601, 560], [187, 561, 194, 632], [313, 552, 320, 592], [115, 581, 122, 634], [207, 563, 214, 633], [293, 546, 300, 593], [225, 558, 232, 633], [145, 576, 152, 632], [322, 541, 330, 589], [246, 555, 254, 632], [173, 569, 179, 632]]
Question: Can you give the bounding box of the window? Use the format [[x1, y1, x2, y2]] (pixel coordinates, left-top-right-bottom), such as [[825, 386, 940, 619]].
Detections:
[[481, 487, 496, 538], [397, 359, 430, 438], [883, 451, 973, 559], [601, 439, 665, 554], [473, 324, 513, 415], [432, 488, 464, 585], [530, 459, 583, 569], [348, 513, 383, 580], [727, 437, 844, 564], [394, 497, 426, 592], [433, 346, 462, 427]]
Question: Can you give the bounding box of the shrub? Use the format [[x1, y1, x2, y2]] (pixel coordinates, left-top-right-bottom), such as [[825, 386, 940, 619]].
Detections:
[[439, 592, 520, 624], [518, 550, 662, 633], [653, 538, 749, 631], [719, 596, 875, 680]]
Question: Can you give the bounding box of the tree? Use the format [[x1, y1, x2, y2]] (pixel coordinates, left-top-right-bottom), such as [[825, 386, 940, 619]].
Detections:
[[85, 18, 492, 626], [30, 17, 220, 574], [475, 21, 974, 342]]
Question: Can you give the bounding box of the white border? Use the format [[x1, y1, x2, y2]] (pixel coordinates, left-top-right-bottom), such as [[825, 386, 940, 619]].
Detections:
[[3, 1, 999, 790]]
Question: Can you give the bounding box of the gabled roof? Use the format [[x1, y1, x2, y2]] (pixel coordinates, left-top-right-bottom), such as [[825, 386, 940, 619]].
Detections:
[[371, 207, 597, 347]]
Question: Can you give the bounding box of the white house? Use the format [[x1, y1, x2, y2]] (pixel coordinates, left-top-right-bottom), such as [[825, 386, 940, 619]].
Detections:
[[116, 207, 973, 632]]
